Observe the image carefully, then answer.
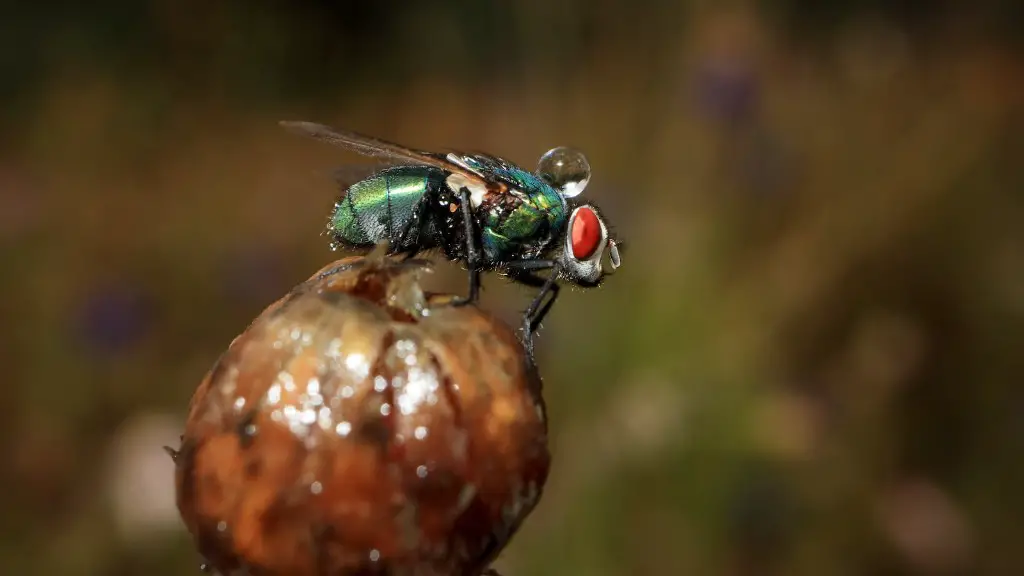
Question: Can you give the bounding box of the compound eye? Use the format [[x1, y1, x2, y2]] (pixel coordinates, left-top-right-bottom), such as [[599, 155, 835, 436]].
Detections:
[[538, 146, 591, 199], [570, 206, 602, 260]]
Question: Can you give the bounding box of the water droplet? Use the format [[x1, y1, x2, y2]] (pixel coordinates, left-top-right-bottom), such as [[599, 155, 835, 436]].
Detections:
[[380, 403, 391, 416], [311, 481, 323, 495], [369, 549, 381, 562], [414, 425, 428, 440], [216, 521, 227, 532], [335, 421, 352, 436], [537, 146, 591, 198], [416, 465, 428, 478]]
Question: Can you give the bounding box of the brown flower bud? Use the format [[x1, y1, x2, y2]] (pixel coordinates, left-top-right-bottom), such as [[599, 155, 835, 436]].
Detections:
[[172, 256, 550, 576]]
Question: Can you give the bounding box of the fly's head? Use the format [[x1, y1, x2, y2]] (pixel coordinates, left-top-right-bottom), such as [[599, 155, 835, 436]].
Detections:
[[535, 146, 621, 287], [557, 203, 621, 287]]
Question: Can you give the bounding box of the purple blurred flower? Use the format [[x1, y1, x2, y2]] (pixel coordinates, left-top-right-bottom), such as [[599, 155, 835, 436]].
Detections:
[[693, 56, 760, 126], [76, 283, 154, 355]]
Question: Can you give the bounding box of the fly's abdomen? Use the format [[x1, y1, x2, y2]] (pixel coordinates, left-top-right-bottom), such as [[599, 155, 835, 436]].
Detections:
[[329, 166, 446, 249]]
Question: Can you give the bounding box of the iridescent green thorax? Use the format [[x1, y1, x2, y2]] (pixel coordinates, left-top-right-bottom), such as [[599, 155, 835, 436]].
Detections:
[[460, 158, 568, 262]]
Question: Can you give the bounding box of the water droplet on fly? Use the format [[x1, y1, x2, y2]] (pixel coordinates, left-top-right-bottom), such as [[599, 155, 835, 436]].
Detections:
[[537, 146, 591, 198]]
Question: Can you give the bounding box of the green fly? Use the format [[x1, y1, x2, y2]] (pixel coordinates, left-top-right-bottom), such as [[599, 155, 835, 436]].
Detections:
[[281, 121, 621, 357]]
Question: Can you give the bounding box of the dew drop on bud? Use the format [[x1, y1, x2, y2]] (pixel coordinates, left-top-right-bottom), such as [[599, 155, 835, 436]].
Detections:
[[537, 146, 591, 199]]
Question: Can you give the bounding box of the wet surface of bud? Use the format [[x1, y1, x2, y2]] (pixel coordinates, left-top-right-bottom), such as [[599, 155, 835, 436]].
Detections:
[[173, 256, 550, 576]]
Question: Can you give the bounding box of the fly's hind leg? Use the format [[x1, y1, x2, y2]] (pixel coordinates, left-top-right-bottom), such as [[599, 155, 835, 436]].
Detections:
[[450, 186, 482, 306]]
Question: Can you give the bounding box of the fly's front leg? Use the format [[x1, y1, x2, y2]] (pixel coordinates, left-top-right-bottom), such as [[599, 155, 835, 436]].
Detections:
[[505, 260, 560, 360], [451, 186, 481, 306], [522, 274, 560, 360]]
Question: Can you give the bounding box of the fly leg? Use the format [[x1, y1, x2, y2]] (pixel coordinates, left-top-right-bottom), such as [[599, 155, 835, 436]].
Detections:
[[505, 260, 561, 361], [522, 272, 560, 361], [450, 187, 481, 306]]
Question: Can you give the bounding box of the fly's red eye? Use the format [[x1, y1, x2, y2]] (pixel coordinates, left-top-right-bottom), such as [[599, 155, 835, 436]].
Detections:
[[570, 206, 602, 260]]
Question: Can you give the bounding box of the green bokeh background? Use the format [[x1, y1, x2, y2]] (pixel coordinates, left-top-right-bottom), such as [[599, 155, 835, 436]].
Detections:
[[3, 2, 1023, 575]]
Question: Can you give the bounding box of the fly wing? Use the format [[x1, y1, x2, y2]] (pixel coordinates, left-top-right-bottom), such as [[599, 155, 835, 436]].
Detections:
[[330, 164, 397, 189], [280, 121, 494, 189]]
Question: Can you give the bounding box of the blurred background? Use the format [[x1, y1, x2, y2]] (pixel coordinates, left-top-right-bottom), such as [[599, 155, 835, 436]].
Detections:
[[3, 1, 1024, 575]]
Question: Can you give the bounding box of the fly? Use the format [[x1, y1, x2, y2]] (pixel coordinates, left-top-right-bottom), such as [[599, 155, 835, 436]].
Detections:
[[280, 120, 622, 358]]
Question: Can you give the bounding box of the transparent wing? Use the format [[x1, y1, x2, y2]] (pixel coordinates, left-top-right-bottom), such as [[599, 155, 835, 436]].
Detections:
[[280, 121, 493, 188], [330, 164, 396, 189]]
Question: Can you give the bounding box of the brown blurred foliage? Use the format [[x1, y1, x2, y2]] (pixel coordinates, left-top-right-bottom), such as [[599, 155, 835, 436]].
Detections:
[[2, 2, 1023, 575]]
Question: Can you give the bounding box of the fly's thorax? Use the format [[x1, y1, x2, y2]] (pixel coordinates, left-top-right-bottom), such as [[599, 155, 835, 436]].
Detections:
[[471, 185, 563, 263]]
